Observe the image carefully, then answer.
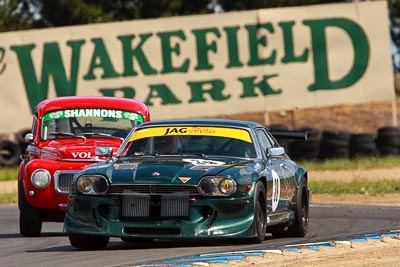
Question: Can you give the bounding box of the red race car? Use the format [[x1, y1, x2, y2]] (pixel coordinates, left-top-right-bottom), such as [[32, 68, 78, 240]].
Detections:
[[18, 96, 150, 237]]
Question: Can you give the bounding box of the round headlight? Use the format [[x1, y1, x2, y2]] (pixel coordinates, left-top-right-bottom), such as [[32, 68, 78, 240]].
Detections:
[[76, 175, 108, 195], [219, 178, 237, 194], [92, 177, 108, 194], [198, 176, 237, 196], [199, 178, 218, 195], [77, 176, 93, 193], [31, 169, 51, 189]]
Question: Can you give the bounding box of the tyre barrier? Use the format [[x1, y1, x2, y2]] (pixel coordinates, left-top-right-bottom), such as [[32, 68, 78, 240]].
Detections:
[[0, 140, 21, 166], [375, 126, 400, 156], [288, 127, 321, 161], [349, 133, 377, 158], [318, 130, 351, 160], [0, 125, 400, 167]]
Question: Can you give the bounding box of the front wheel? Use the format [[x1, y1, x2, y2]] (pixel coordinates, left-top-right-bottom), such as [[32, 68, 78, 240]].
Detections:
[[250, 181, 267, 243], [18, 181, 42, 237], [69, 234, 109, 250]]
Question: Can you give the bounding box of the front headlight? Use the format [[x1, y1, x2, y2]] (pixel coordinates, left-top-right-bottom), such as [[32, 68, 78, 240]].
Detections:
[[76, 175, 109, 195], [31, 169, 51, 189], [198, 176, 237, 196]]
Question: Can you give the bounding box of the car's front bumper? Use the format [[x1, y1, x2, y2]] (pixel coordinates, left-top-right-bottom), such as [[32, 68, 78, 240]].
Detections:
[[64, 194, 258, 239]]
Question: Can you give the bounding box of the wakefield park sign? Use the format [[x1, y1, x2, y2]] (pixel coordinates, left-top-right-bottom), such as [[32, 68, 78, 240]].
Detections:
[[0, 1, 395, 133]]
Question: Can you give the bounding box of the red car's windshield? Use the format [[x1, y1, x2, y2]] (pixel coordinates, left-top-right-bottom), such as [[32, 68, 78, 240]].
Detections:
[[41, 108, 144, 140]]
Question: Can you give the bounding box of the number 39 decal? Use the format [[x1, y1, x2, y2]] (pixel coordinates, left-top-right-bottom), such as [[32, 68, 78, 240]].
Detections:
[[271, 169, 281, 212]]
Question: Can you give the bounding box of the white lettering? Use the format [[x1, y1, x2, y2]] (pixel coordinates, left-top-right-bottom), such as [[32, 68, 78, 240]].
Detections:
[[72, 152, 95, 158]]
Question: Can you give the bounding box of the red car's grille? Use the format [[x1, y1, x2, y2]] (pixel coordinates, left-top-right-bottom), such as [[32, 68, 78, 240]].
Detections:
[[54, 171, 77, 194]]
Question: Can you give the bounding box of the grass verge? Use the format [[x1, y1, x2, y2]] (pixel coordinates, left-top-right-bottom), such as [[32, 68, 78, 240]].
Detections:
[[309, 179, 400, 195], [299, 156, 400, 171], [0, 167, 18, 181], [0, 193, 18, 204]]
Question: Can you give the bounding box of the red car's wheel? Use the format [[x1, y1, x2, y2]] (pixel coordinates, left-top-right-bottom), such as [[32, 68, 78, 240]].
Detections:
[[18, 181, 42, 237]]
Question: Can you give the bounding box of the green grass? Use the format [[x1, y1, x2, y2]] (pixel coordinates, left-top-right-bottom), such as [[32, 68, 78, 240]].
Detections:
[[0, 193, 18, 204], [309, 179, 400, 195], [298, 156, 400, 171], [0, 167, 18, 181]]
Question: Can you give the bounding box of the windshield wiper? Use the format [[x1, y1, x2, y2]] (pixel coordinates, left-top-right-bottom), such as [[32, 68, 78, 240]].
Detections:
[[48, 132, 86, 141], [79, 132, 123, 140]]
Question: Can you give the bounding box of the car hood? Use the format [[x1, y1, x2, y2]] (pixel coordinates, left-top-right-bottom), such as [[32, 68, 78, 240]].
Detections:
[[39, 139, 122, 161], [104, 157, 257, 185]]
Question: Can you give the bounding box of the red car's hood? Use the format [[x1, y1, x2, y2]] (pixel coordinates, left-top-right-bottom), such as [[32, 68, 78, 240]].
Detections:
[[38, 138, 122, 161]]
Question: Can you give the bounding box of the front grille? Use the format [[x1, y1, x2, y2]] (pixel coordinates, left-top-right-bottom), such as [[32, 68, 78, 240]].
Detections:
[[161, 194, 189, 217], [121, 193, 189, 218], [122, 194, 150, 217], [54, 171, 77, 194], [110, 184, 200, 195]]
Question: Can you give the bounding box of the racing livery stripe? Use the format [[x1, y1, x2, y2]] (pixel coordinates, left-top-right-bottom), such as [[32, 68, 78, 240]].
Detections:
[[129, 126, 252, 143]]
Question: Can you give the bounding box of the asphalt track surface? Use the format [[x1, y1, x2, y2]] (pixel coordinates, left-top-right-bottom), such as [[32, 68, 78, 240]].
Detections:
[[0, 203, 399, 267]]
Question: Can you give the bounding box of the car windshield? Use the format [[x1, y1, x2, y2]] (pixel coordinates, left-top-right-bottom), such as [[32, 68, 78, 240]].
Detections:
[[41, 108, 144, 140], [122, 126, 256, 158]]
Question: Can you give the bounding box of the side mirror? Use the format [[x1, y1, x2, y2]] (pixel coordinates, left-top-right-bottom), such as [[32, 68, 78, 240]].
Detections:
[[267, 147, 285, 159], [96, 146, 113, 160], [24, 133, 33, 143]]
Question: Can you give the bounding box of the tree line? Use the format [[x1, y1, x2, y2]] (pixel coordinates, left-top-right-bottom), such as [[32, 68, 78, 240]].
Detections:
[[1, 0, 398, 32]]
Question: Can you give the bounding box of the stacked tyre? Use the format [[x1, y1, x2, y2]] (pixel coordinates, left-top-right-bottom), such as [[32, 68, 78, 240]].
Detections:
[[375, 126, 400, 156], [288, 127, 321, 161], [349, 133, 376, 158], [319, 130, 351, 160], [0, 140, 21, 166]]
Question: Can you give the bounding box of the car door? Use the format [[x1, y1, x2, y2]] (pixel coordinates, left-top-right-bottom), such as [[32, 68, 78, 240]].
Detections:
[[255, 129, 294, 216]]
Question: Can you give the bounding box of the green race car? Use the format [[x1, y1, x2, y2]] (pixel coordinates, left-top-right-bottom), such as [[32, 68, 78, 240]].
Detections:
[[64, 118, 310, 249]]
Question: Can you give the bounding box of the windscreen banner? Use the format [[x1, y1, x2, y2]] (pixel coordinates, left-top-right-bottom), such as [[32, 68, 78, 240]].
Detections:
[[0, 1, 394, 133]]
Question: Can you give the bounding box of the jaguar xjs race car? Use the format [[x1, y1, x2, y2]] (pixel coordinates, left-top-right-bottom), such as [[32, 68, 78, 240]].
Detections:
[[64, 118, 310, 249]]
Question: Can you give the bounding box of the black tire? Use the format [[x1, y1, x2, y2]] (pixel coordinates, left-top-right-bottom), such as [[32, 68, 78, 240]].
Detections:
[[69, 234, 109, 250], [18, 181, 42, 237], [270, 178, 309, 238], [0, 140, 21, 166], [249, 181, 267, 243], [288, 127, 320, 161], [349, 133, 376, 158], [375, 127, 400, 156], [319, 130, 351, 159], [287, 178, 309, 237]]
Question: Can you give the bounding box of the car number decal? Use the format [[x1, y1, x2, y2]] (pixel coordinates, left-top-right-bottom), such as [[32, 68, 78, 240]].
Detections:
[[271, 169, 281, 212]]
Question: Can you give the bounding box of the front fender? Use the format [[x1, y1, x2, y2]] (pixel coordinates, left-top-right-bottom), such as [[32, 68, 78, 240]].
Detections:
[[21, 159, 60, 209]]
